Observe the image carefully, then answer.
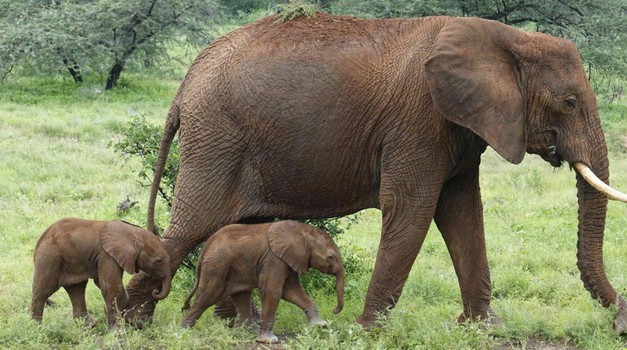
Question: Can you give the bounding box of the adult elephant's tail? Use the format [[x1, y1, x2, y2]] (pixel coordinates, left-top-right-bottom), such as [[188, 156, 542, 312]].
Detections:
[[147, 102, 180, 233]]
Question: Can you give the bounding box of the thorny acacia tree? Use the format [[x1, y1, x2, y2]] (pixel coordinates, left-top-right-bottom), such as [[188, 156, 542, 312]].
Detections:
[[0, 0, 222, 89]]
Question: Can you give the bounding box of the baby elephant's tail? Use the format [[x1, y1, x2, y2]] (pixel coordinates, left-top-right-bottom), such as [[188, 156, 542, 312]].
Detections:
[[181, 260, 202, 311], [181, 287, 197, 311]]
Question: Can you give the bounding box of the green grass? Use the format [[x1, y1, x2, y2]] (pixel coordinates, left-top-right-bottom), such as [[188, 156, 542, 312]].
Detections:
[[0, 76, 625, 349]]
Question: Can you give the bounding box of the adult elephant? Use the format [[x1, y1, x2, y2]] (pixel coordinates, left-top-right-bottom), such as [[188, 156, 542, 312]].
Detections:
[[124, 12, 627, 333]]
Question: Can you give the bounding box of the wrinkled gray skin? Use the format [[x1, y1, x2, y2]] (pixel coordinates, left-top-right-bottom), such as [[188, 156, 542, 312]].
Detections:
[[124, 13, 626, 334], [180, 221, 345, 344], [30, 218, 171, 328]]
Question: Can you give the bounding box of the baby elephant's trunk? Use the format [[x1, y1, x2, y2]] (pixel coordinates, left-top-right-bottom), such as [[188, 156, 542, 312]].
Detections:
[[152, 272, 171, 300], [333, 269, 345, 314]]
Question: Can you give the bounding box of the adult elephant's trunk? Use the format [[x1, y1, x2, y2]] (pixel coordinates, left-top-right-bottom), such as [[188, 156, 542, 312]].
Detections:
[[333, 269, 345, 314], [573, 140, 627, 334], [151, 272, 172, 300]]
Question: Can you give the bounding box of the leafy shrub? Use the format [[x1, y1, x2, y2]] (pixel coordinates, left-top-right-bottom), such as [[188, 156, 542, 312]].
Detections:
[[109, 113, 179, 215], [274, 0, 318, 23]]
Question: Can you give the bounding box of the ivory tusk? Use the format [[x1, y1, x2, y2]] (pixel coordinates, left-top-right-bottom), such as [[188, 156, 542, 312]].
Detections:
[[574, 163, 627, 203]]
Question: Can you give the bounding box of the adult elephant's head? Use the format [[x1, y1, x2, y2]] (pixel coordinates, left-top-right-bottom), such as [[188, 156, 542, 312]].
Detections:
[[425, 17, 627, 334]]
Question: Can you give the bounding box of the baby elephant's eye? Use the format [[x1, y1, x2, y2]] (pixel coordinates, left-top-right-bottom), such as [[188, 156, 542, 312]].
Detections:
[[326, 254, 336, 261], [155, 257, 163, 263]]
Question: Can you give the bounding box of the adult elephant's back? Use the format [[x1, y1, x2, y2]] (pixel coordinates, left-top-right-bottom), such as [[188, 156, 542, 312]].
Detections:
[[170, 13, 443, 218]]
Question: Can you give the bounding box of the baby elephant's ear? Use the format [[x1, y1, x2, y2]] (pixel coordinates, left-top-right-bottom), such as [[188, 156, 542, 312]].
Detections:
[[101, 221, 139, 274], [267, 221, 309, 275]]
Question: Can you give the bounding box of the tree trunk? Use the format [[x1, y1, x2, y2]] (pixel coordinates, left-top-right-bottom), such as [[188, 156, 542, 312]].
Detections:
[[106, 60, 125, 90], [67, 66, 83, 83], [63, 61, 83, 83], [60, 55, 83, 83]]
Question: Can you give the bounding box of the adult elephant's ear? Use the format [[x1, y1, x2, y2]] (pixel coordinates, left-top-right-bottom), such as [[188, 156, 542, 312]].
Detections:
[[101, 221, 140, 274], [425, 17, 527, 164], [268, 221, 309, 275]]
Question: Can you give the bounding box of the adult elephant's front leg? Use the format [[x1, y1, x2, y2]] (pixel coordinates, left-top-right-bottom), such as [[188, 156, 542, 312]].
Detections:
[[434, 167, 495, 323], [357, 175, 441, 327]]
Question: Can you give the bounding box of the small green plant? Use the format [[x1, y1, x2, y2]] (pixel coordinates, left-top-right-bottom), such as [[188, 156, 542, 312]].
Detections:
[[109, 113, 180, 213], [274, 0, 318, 23]]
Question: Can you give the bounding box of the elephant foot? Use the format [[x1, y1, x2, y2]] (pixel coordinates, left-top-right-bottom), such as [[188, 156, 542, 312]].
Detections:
[[180, 319, 195, 328], [457, 307, 501, 327], [82, 315, 97, 329], [256, 331, 279, 344], [236, 317, 259, 332], [356, 313, 379, 329], [215, 298, 261, 327], [614, 296, 627, 335], [308, 318, 328, 328], [123, 271, 159, 328], [214, 299, 238, 327], [240, 321, 260, 334], [122, 300, 156, 329]]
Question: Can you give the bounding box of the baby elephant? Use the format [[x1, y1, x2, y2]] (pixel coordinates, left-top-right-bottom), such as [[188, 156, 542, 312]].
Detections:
[[181, 220, 345, 343], [30, 218, 172, 328]]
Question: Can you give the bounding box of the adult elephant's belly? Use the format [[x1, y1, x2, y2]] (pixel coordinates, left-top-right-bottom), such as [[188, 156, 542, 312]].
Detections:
[[235, 98, 384, 218], [250, 148, 381, 218]]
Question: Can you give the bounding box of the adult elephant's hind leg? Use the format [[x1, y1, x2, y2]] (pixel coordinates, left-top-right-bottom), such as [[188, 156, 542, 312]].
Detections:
[[125, 173, 244, 325], [124, 129, 253, 326], [357, 175, 440, 327], [434, 168, 495, 324]]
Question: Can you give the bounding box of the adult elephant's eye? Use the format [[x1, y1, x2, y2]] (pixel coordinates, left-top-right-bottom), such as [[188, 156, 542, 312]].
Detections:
[[565, 96, 577, 111]]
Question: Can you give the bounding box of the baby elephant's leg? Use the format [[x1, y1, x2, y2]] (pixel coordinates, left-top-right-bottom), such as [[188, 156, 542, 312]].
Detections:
[[282, 273, 327, 327], [257, 287, 281, 344], [63, 281, 95, 328], [97, 261, 127, 328], [30, 261, 61, 323], [181, 272, 227, 328], [231, 291, 258, 331]]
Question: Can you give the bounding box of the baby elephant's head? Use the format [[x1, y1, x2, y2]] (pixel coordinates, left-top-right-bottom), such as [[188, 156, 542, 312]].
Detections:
[[268, 221, 345, 314], [101, 221, 172, 300], [136, 231, 172, 299]]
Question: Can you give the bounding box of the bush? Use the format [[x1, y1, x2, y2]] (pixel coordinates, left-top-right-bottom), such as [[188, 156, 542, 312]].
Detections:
[[109, 113, 180, 216]]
